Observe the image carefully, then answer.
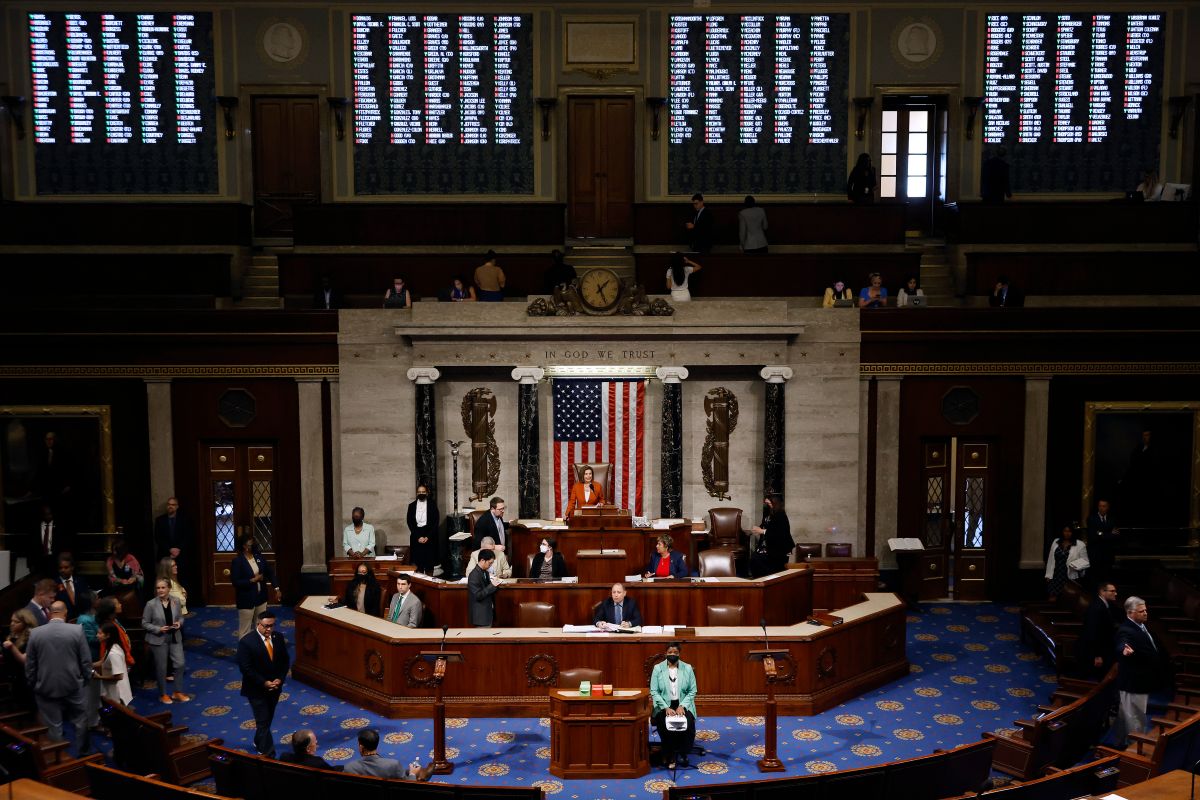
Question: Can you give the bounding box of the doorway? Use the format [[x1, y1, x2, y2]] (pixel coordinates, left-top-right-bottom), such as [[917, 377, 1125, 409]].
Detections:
[[917, 438, 996, 601], [200, 443, 284, 605], [879, 96, 949, 236], [251, 95, 321, 239], [567, 96, 635, 238]]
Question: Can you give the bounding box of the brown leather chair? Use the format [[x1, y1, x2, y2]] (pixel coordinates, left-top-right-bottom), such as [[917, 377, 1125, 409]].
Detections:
[[516, 601, 557, 627], [571, 462, 613, 505], [467, 509, 488, 537], [558, 667, 603, 688], [706, 604, 745, 626], [794, 543, 823, 562], [707, 508, 745, 551], [385, 545, 411, 564], [698, 549, 736, 578], [526, 553, 536, 576], [825, 542, 852, 558]]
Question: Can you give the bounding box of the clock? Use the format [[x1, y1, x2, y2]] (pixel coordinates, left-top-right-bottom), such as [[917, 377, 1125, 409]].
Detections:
[[218, 389, 257, 428], [577, 268, 622, 315], [941, 387, 980, 426]]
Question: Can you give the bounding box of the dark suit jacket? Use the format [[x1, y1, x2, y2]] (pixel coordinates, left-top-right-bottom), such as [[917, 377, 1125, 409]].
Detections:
[[407, 498, 441, 566], [1086, 512, 1118, 572], [467, 565, 498, 626], [231, 552, 278, 610], [988, 286, 1024, 307], [342, 577, 382, 617], [311, 286, 343, 310], [54, 574, 93, 619], [689, 207, 714, 252], [279, 751, 344, 771], [472, 513, 508, 550], [237, 629, 291, 699], [594, 597, 643, 628], [24, 601, 51, 627], [30, 520, 74, 569], [153, 513, 194, 561], [754, 511, 793, 574], [529, 552, 569, 580], [646, 550, 689, 578], [1076, 595, 1117, 672], [1114, 619, 1169, 694]]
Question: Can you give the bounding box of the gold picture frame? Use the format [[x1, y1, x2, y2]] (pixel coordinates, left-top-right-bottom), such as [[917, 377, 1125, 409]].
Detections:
[[1081, 401, 1200, 528], [0, 405, 115, 534]]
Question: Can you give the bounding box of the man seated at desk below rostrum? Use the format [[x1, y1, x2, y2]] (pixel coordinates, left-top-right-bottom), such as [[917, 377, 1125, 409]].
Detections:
[[343, 507, 375, 558], [464, 536, 512, 578], [530, 536, 569, 580], [385, 573, 422, 627], [594, 582, 643, 630], [563, 465, 604, 518], [644, 534, 689, 579]]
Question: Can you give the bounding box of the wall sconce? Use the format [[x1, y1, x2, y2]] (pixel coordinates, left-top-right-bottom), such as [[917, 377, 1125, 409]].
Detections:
[[215, 96, 238, 140], [1168, 96, 1192, 139], [646, 97, 667, 141], [1, 96, 25, 140], [328, 97, 349, 141], [535, 98, 557, 141], [852, 97, 874, 141], [961, 96, 983, 140]]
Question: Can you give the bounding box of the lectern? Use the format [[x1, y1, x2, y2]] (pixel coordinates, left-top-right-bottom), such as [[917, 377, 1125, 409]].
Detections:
[[747, 648, 789, 772], [420, 650, 463, 774]]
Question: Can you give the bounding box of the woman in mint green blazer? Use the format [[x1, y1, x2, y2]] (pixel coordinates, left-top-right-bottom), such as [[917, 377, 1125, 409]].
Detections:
[[649, 642, 698, 768]]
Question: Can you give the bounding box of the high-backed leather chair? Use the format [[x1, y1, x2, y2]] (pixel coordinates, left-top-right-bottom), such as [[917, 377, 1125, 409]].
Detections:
[[516, 601, 557, 627], [794, 543, 823, 562], [698, 549, 736, 578], [825, 542, 852, 558], [706, 508, 745, 551], [571, 462, 613, 505], [525, 553, 535, 576], [467, 509, 488, 537], [558, 667, 603, 688], [706, 604, 745, 626]]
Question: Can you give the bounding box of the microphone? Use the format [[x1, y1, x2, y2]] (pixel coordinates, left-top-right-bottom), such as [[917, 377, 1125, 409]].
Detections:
[[760, 617, 769, 650], [440, 624, 449, 651], [1189, 754, 1200, 800]]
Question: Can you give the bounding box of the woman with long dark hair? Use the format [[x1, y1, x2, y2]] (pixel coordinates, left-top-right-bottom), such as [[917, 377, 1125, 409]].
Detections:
[[342, 562, 383, 616], [749, 494, 793, 577], [847, 153, 877, 204], [666, 252, 703, 302]]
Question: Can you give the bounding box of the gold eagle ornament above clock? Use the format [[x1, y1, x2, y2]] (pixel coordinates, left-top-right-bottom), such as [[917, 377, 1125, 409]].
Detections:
[[578, 267, 622, 314]]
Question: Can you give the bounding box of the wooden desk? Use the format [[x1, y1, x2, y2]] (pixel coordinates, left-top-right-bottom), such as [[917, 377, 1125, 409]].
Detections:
[[790, 557, 881, 612], [292, 592, 908, 718], [328, 558, 414, 600], [403, 569, 812, 628], [575, 549, 627, 585], [549, 688, 650, 779], [510, 522, 693, 580], [1107, 769, 1191, 800], [8, 779, 84, 799]]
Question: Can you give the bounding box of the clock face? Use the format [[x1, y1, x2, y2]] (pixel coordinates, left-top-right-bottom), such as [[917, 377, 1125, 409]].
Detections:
[[579, 268, 621, 312], [218, 389, 257, 428]]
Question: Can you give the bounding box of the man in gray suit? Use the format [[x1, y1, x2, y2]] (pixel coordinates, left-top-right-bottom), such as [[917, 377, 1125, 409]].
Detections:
[[344, 728, 432, 780], [385, 574, 423, 627], [25, 600, 92, 755], [468, 550, 502, 627]]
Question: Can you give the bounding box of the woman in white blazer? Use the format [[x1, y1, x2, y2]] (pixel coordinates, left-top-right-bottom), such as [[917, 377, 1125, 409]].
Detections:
[[1044, 525, 1088, 600]]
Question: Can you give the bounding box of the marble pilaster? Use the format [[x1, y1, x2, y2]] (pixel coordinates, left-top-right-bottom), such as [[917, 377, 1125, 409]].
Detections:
[[408, 368, 440, 506], [874, 376, 902, 567], [760, 366, 793, 500], [512, 368, 545, 519], [656, 367, 688, 518], [1021, 377, 1052, 568], [144, 379, 175, 515], [296, 378, 327, 572]]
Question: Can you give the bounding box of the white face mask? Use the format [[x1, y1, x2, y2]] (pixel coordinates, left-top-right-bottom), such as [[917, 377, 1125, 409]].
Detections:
[[539, 544, 549, 554]]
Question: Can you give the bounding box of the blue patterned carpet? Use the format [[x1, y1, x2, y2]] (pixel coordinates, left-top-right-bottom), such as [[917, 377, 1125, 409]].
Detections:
[[91, 601, 1050, 799]]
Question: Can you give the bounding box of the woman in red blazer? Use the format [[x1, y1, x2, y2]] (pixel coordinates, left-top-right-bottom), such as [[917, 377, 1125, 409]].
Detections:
[[563, 466, 605, 518]]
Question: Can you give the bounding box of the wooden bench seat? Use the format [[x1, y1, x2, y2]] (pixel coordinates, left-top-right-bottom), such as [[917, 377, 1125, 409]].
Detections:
[[0, 721, 104, 795], [1095, 707, 1200, 787], [101, 701, 218, 785], [941, 755, 1120, 800], [86, 762, 222, 800]]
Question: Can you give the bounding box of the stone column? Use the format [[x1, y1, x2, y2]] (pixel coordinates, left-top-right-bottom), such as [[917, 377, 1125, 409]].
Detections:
[[296, 378, 328, 572], [512, 367, 545, 519], [407, 369, 441, 505], [655, 367, 689, 518], [874, 376, 902, 566], [1021, 376, 1052, 568], [760, 366, 793, 500], [144, 379, 175, 516], [328, 378, 342, 537]]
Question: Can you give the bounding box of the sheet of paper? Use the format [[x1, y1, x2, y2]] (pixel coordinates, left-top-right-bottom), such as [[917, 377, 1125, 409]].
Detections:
[[887, 537, 925, 551], [562, 624, 597, 633], [448, 532, 472, 541]]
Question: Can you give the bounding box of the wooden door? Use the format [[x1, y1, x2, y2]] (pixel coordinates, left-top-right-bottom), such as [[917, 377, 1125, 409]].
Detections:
[[201, 443, 282, 605], [568, 97, 634, 238], [252, 96, 321, 238], [917, 441, 952, 600], [918, 438, 996, 600]]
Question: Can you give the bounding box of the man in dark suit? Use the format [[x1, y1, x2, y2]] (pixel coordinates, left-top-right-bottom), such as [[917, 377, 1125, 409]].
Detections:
[[472, 497, 508, 551], [54, 554, 93, 620], [988, 276, 1024, 307], [30, 505, 72, 577], [279, 728, 343, 770], [311, 275, 342, 310], [24, 600, 92, 755], [154, 496, 194, 567], [1087, 499, 1119, 583], [468, 550, 502, 627], [1112, 596, 1171, 747], [237, 609, 290, 757], [1075, 581, 1119, 679], [594, 582, 643, 630], [686, 193, 714, 253], [25, 578, 56, 627], [406, 484, 440, 574]]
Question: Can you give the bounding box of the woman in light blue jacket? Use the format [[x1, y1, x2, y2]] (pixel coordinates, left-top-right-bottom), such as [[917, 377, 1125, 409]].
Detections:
[[649, 642, 698, 769]]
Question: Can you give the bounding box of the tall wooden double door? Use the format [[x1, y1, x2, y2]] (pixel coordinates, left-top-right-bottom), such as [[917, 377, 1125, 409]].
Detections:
[[568, 97, 634, 238], [200, 443, 281, 605], [916, 438, 997, 601]]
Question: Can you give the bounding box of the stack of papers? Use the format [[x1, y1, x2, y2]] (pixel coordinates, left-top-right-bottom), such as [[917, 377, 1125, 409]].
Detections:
[[888, 538, 924, 551]]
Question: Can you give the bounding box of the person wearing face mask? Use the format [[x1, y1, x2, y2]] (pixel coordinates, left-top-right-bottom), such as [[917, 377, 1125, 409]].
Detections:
[[341, 563, 382, 616], [343, 507, 375, 559], [529, 537, 569, 581], [650, 642, 698, 770], [406, 484, 440, 575], [748, 494, 793, 578], [823, 280, 853, 307]]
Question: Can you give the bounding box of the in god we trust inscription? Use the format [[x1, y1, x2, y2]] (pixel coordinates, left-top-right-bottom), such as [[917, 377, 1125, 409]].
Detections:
[[543, 349, 656, 361]]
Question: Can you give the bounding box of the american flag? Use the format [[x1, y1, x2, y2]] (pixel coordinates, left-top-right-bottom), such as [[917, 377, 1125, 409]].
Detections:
[[553, 378, 645, 517]]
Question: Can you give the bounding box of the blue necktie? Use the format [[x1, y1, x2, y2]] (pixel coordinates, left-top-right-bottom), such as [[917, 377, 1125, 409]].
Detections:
[[615, 603, 622, 625]]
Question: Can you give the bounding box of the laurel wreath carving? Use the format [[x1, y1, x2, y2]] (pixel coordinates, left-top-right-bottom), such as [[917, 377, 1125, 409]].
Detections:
[[816, 646, 837, 680], [364, 649, 385, 683], [525, 653, 558, 687], [768, 652, 797, 686], [461, 388, 500, 500], [300, 628, 318, 657], [701, 388, 739, 500], [404, 654, 437, 688]]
